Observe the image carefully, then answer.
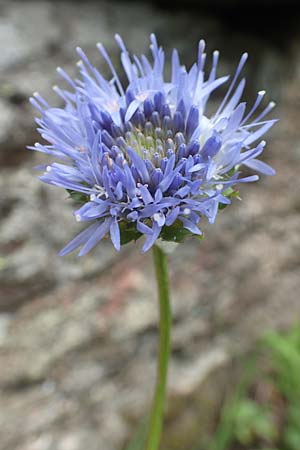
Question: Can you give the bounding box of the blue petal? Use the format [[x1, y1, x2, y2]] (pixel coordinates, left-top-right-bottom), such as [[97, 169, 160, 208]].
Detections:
[[179, 217, 202, 235], [243, 120, 277, 145], [243, 158, 276, 176], [201, 133, 222, 159], [110, 218, 121, 251], [125, 99, 142, 122], [59, 222, 100, 256], [142, 222, 162, 252], [165, 206, 180, 226], [137, 220, 152, 235], [126, 147, 150, 183], [139, 184, 154, 205], [78, 219, 111, 256]]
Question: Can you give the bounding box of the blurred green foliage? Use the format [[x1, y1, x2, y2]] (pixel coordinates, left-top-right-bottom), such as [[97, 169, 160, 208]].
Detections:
[[210, 324, 300, 450]]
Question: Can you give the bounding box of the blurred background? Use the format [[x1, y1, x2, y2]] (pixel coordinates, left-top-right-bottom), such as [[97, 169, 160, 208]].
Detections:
[[0, 1, 300, 449]]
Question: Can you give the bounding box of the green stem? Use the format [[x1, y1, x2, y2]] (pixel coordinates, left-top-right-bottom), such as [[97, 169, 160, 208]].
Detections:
[[145, 244, 172, 450]]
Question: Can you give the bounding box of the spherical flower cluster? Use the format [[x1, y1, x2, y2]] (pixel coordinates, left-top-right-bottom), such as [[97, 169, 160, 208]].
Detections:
[[30, 34, 276, 255]]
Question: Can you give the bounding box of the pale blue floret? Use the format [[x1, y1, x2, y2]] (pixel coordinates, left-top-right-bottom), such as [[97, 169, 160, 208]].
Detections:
[[29, 34, 276, 255]]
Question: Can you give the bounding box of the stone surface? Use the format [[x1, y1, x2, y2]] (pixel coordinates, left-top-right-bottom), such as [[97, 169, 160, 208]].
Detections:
[[0, 1, 300, 450]]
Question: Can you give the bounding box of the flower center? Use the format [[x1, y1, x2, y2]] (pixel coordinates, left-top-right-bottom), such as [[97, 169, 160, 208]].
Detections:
[[99, 94, 201, 168]]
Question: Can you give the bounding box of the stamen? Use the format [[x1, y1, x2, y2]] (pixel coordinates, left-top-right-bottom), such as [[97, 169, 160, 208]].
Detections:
[[146, 136, 155, 148], [175, 132, 185, 146], [151, 112, 161, 128], [166, 139, 175, 152], [155, 127, 163, 139], [145, 121, 154, 135]]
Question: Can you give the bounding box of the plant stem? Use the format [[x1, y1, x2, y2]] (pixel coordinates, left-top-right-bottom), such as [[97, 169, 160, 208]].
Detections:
[[145, 244, 172, 450]]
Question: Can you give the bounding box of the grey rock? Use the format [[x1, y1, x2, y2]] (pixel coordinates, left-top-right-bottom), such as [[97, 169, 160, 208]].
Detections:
[[0, 2, 60, 71]]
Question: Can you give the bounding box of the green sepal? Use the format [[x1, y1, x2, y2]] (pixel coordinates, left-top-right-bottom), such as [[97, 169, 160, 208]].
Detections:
[[119, 219, 204, 247], [119, 221, 142, 245], [219, 187, 240, 210], [160, 219, 204, 243], [66, 189, 89, 204]]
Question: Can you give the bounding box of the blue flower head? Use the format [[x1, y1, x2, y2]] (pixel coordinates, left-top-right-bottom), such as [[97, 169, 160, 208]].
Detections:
[[30, 35, 276, 255]]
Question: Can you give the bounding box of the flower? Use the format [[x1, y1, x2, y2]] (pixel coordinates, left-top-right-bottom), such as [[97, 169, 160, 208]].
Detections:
[[29, 34, 276, 255]]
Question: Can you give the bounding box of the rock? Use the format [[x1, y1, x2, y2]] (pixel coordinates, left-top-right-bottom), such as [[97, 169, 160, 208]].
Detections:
[[0, 314, 12, 346], [0, 167, 121, 310], [0, 2, 60, 71]]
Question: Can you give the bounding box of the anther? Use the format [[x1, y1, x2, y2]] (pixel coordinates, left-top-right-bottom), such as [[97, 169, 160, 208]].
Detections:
[[151, 111, 161, 128], [166, 139, 175, 152], [156, 145, 164, 155], [137, 132, 145, 143], [146, 136, 154, 148], [162, 115, 172, 132], [116, 137, 127, 149], [155, 127, 163, 139], [145, 121, 154, 135], [175, 132, 185, 146]]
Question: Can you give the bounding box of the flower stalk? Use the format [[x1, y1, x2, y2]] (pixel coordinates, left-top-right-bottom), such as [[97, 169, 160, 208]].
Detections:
[[145, 245, 172, 450]]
